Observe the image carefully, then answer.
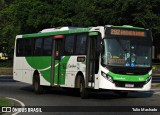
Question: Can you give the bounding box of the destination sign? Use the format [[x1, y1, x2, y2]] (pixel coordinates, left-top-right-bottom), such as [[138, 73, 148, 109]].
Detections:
[[107, 58, 125, 64], [110, 29, 146, 37]]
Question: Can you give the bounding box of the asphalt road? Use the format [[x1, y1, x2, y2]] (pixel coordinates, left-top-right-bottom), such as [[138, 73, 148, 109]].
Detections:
[[0, 75, 160, 114], [152, 76, 160, 83]]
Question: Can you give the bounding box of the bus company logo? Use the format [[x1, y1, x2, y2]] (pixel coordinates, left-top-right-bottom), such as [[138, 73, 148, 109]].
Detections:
[[2, 107, 11, 112], [115, 77, 126, 80], [138, 78, 144, 81], [67, 64, 76, 69]]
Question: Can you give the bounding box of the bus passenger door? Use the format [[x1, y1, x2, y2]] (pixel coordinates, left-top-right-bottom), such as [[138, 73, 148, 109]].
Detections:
[[51, 35, 64, 86], [86, 32, 99, 88]]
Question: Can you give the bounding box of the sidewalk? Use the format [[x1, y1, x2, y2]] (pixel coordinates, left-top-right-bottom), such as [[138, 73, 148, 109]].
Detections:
[[151, 83, 160, 89], [0, 67, 13, 75], [152, 69, 160, 76]]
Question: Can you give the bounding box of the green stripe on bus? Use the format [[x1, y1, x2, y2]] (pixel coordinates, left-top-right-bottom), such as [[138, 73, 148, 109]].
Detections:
[[25, 56, 52, 82], [25, 56, 70, 84], [108, 71, 149, 82], [41, 68, 51, 82], [59, 56, 70, 85], [25, 56, 51, 69]]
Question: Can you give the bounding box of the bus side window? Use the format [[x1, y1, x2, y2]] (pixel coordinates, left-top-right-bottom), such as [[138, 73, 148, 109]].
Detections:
[[64, 35, 75, 55], [24, 39, 34, 56], [16, 39, 25, 56], [76, 34, 87, 55], [34, 38, 43, 56], [43, 37, 52, 56]]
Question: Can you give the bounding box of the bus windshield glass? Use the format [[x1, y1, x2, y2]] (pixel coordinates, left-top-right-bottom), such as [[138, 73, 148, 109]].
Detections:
[[102, 37, 152, 67]]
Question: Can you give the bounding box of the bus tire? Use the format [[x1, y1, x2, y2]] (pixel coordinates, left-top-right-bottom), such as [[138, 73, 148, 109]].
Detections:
[[80, 77, 89, 99], [33, 75, 45, 94]]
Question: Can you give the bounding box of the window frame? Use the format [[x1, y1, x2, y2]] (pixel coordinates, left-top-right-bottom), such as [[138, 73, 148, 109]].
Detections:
[[64, 34, 76, 55], [63, 33, 88, 56], [42, 37, 53, 56], [34, 37, 44, 56], [75, 33, 87, 55]]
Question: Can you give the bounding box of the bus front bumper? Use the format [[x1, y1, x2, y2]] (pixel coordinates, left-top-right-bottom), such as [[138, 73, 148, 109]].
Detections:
[[99, 76, 152, 91]]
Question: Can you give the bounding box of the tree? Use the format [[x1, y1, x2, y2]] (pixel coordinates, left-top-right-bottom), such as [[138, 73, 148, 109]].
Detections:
[[0, 0, 160, 58]]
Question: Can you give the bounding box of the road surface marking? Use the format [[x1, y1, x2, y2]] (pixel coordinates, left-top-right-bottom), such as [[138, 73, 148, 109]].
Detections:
[[0, 75, 12, 77], [6, 97, 25, 115]]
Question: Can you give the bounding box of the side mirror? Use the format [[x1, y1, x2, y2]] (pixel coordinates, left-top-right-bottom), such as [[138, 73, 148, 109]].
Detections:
[[96, 42, 103, 59]]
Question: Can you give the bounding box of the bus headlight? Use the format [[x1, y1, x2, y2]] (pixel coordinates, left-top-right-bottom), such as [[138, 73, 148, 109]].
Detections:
[[108, 76, 113, 82], [101, 71, 113, 83], [101, 71, 107, 78], [146, 76, 152, 83]]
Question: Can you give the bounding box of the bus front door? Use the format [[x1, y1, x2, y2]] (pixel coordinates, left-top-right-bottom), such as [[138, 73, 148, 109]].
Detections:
[[86, 32, 100, 89], [51, 39, 62, 86], [86, 36, 97, 88]]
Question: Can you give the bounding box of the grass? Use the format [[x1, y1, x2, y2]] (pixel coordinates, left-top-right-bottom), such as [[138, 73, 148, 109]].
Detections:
[[0, 97, 12, 106], [152, 65, 160, 70]]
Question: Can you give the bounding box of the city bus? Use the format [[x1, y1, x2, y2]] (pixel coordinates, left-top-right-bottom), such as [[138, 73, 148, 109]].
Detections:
[[13, 25, 152, 98]]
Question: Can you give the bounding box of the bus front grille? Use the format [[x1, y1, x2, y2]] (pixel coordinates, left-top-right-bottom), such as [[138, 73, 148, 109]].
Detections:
[[114, 81, 145, 88]]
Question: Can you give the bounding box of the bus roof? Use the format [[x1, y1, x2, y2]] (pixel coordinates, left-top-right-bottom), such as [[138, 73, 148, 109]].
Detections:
[[112, 25, 145, 30], [17, 25, 147, 39], [20, 27, 91, 38]]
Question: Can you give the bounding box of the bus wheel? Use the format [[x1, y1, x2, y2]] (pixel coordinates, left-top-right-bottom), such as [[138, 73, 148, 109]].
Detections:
[[80, 77, 89, 99], [33, 76, 45, 94], [114, 91, 128, 97]]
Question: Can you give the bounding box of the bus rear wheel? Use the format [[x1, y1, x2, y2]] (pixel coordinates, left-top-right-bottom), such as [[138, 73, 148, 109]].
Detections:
[[33, 76, 45, 94], [80, 77, 89, 99]]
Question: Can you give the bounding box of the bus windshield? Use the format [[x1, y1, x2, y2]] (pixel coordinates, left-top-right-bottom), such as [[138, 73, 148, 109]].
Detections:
[[102, 37, 152, 67]]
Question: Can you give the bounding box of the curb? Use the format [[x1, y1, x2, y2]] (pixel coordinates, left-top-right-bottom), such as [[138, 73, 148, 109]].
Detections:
[[152, 74, 160, 76], [151, 83, 160, 89], [0, 75, 12, 77]]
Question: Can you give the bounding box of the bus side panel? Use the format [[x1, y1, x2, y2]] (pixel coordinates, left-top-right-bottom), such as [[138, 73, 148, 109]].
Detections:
[[13, 57, 23, 82], [62, 56, 86, 88], [39, 69, 51, 86], [25, 56, 51, 86], [14, 56, 50, 86], [14, 57, 33, 84], [22, 58, 34, 84]]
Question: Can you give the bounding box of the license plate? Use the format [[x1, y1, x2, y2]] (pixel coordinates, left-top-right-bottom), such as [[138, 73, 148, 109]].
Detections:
[[125, 83, 134, 88]]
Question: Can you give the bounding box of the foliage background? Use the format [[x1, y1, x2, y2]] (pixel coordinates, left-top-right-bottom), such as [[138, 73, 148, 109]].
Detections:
[[0, 0, 160, 58]]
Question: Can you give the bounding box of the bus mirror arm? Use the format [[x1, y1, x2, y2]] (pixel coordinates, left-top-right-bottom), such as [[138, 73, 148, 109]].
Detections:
[[97, 44, 103, 54], [95, 44, 103, 59]]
